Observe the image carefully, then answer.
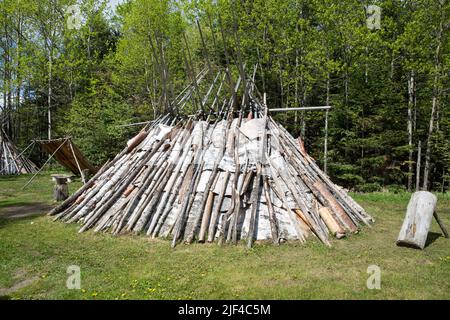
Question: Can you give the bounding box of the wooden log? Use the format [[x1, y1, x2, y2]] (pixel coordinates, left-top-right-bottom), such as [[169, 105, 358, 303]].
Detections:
[[263, 176, 279, 244], [217, 173, 238, 245], [397, 191, 437, 249], [125, 164, 164, 232], [112, 187, 140, 234], [79, 133, 171, 232], [294, 209, 313, 229], [275, 157, 330, 245], [267, 163, 307, 242], [226, 185, 241, 244], [185, 150, 222, 243], [132, 162, 173, 233], [318, 207, 346, 239], [240, 170, 253, 196], [148, 123, 197, 238], [48, 150, 123, 216], [198, 191, 215, 242], [207, 171, 230, 243], [171, 123, 208, 246], [171, 122, 209, 244], [247, 104, 269, 248], [63, 157, 130, 223], [126, 130, 148, 153], [227, 126, 246, 245], [186, 168, 218, 243], [312, 180, 358, 233], [172, 162, 204, 247], [145, 129, 194, 235], [273, 119, 372, 225], [219, 129, 241, 245]]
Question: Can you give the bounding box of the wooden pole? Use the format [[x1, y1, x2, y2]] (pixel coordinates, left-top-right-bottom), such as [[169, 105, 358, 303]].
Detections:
[[22, 138, 68, 190], [433, 211, 449, 239], [269, 106, 332, 112], [69, 140, 85, 184]]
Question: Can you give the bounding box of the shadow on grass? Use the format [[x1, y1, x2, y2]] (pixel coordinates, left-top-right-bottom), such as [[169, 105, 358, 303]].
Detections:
[[0, 213, 44, 230], [397, 232, 445, 250], [0, 175, 23, 181], [425, 232, 444, 248], [0, 202, 53, 219], [0, 201, 37, 210]]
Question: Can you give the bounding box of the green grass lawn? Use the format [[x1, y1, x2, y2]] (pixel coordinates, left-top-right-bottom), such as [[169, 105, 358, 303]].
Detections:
[[0, 173, 449, 300]]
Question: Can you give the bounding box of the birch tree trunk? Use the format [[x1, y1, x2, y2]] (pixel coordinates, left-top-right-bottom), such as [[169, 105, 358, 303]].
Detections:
[[416, 141, 421, 191], [407, 71, 415, 191], [324, 72, 330, 174], [423, 14, 443, 191], [47, 46, 52, 140]]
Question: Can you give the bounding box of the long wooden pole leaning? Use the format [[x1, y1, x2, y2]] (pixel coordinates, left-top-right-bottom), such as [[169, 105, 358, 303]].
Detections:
[[22, 138, 69, 190]]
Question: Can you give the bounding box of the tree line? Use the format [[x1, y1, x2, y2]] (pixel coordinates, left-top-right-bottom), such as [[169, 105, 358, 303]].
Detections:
[[0, 0, 449, 192]]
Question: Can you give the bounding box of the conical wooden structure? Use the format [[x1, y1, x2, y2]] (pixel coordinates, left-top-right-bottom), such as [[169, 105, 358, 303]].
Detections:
[[49, 70, 373, 247], [0, 129, 38, 175]]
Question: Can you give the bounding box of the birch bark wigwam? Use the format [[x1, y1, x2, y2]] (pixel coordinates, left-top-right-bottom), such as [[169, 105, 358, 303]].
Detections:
[[50, 68, 373, 248], [0, 129, 38, 175]]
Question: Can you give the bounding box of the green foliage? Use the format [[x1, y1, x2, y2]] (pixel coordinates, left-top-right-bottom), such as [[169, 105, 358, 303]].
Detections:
[[63, 78, 133, 165], [1, 0, 449, 191], [357, 183, 383, 193]]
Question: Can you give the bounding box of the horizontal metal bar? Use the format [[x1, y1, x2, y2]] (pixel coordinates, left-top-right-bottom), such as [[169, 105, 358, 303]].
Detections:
[[115, 120, 156, 128], [269, 106, 332, 112]]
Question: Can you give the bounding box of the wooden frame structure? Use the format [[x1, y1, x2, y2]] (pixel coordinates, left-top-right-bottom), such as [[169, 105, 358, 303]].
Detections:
[[36, 137, 97, 177], [22, 137, 97, 189]]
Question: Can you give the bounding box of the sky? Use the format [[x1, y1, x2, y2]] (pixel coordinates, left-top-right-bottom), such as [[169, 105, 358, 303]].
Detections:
[[107, 0, 125, 11]]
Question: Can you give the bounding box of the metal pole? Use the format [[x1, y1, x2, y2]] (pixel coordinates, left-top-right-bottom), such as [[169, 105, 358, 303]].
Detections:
[[269, 106, 332, 112], [324, 109, 329, 174]]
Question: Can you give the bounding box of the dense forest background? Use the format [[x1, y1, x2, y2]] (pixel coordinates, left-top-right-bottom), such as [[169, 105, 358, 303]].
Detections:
[[0, 0, 449, 192]]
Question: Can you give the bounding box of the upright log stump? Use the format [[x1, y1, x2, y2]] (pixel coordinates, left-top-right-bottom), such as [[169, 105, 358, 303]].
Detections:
[[397, 191, 445, 249], [52, 175, 72, 202]]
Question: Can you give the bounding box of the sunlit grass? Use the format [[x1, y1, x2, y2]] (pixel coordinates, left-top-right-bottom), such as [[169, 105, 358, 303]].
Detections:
[[0, 173, 449, 299]]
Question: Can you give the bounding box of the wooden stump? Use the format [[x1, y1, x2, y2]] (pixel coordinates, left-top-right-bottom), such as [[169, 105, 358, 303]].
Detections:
[[397, 191, 437, 249], [52, 175, 71, 202]]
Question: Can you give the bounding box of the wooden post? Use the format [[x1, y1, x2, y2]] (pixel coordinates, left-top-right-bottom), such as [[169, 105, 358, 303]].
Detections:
[[52, 175, 71, 201], [433, 211, 449, 239], [69, 140, 86, 184], [397, 191, 437, 249]]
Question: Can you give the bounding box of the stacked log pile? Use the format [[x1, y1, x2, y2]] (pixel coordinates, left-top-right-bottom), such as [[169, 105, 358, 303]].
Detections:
[[0, 129, 38, 175], [50, 93, 373, 247]]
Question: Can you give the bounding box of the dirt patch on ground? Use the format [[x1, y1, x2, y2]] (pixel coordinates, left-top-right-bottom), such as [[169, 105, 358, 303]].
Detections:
[[0, 203, 53, 219]]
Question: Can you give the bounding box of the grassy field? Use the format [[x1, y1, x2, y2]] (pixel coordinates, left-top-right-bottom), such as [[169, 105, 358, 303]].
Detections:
[[0, 173, 449, 300]]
